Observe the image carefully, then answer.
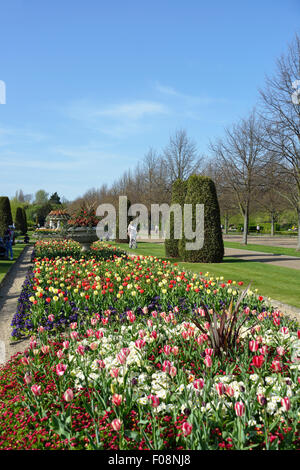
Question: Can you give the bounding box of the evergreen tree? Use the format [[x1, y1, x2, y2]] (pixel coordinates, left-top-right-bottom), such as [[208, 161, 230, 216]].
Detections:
[[15, 207, 27, 234]]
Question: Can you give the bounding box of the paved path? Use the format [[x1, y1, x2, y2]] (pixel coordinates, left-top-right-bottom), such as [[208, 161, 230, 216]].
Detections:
[[0, 245, 33, 365], [224, 247, 300, 270]]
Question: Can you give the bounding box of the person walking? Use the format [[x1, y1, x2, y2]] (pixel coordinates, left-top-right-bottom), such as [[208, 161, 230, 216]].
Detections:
[[4, 227, 13, 260], [128, 222, 137, 249]]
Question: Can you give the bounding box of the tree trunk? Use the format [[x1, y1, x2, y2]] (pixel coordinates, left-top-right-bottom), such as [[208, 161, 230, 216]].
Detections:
[[242, 205, 249, 245], [297, 209, 300, 252], [271, 212, 275, 237], [224, 213, 229, 235]]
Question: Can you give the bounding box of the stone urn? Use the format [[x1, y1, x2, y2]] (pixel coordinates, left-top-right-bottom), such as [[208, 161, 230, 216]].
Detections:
[[67, 226, 99, 252]]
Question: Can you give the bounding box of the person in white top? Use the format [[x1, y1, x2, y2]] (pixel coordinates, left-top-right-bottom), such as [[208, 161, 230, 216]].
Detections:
[[128, 222, 137, 249]]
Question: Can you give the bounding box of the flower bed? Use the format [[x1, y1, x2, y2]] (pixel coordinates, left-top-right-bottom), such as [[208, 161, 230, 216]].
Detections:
[[1, 241, 299, 450]]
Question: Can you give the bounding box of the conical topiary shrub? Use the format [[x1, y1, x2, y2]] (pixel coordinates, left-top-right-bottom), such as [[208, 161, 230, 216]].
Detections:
[[165, 178, 188, 258], [15, 207, 27, 235], [180, 175, 224, 263], [0, 196, 13, 237]]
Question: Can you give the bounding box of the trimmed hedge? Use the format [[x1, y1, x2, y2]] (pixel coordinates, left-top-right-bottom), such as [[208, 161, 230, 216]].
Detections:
[[0, 196, 13, 237], [165, 178, 188, 258], [180, 175, 224, 263]]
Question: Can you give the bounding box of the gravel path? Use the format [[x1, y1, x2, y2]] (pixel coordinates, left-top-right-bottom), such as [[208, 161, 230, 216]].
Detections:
[[224, 247, 300, 270], [0, 245, 33, 365]]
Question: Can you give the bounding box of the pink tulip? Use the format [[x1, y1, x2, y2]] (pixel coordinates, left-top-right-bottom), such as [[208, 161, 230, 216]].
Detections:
[[48, 314, 55, 322], [63, 340, 69, 349], [171, 346, 179, 355], [163, 345, 172, 355], [234, 401, 245, 417], [86, 329, 94, 337], [76, 344, 85, 355], [95, 330, 104, 339], [169, 366, 177, 377], [56, 349, 64, 359]]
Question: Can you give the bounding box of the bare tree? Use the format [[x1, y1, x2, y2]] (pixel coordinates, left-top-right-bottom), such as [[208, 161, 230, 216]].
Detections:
[[162, 129, 203, 186], [210, 110, 266, 244], [259, 34, 300, 249]]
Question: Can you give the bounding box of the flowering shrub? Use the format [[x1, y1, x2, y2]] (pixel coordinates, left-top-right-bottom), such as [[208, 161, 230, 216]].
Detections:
[[1, 240, 299, 450], [68, 208, 100, 228]]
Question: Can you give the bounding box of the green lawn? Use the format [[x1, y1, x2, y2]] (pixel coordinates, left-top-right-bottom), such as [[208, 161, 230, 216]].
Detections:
[[0, 244, 29, 283], [109, 241, 300, 308], [224, 241, 300, 257]]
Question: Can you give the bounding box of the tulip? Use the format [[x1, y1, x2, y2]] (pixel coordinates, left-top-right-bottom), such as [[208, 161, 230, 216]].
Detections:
[[251, 355, 264, 368], [48, 314, 55, 322], [281, 397, 291, 412], [182, 422, 193, 437], [171, 346, 179, 355], [249, 340, 259, 352], [169, 366, 177, 377], [56, 363, 67, 377], [276, 346, 285, 356], [148, 394, 160, 408], [112, 394, 123, 406], [193, 378, 204, 390], [24, 372, 33, 385], [163, 345, 172, 355], [225, 385, 235, 397], [31, 384, 42, 396], [215, 382, 226, 396], [76, 344, 85, 355], [234, 401, 245, 417], [111, 418, 122, 431], [271, 360, 281, 372], [205, 348, 213, 356], [204, 355, 212, 367], [62, 340, 70, 349], [63, 388, 74, 402], [97, 359, 105, 369]]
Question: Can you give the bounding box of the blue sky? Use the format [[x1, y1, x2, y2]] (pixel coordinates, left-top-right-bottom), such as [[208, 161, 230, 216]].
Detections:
[[0, 0, 299, 201]]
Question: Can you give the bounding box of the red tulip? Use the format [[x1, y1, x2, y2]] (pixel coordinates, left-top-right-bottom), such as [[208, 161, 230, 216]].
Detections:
[[182, 422, 193, 437], [112, 394, 123, 406], [281, 397, 291, 411]]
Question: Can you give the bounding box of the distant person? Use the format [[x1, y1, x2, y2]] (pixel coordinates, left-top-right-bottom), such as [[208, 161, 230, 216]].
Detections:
[[128, 222, 137, 249], [4, 227, 13, 260], [24, 233, 30, 243], [256, 224, 260, 234]]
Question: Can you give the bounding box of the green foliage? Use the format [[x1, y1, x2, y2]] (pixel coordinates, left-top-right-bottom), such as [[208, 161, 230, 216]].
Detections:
[[15, 207, 27, 235], [49, 192, 61, 205], [165, 178, 188, 258], [0, 196, 13, 237], [181, 175, 224, 263]]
